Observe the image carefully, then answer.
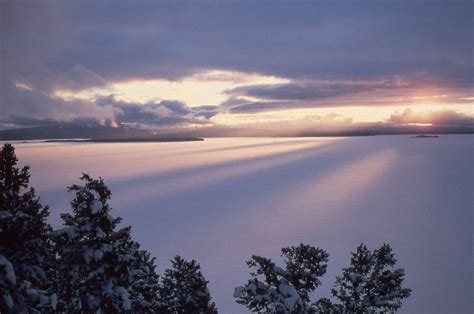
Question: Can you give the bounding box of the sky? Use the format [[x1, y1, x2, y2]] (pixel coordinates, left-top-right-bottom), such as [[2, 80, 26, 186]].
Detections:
[[1, 0, 473, 135]]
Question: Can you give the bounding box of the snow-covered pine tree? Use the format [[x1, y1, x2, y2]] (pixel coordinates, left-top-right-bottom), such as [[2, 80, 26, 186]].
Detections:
[[0, 144, 55, 313], [128, 245, 161, 312], [328, 243, 411, 313], [311, 297, 342, 313], [159, 255, 217, 313], [55, 174, 137, 312], [233, 244, 329, 313]]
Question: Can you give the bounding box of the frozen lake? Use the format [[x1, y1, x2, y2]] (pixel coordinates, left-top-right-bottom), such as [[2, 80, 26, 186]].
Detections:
[[14, 135, 473, 313]]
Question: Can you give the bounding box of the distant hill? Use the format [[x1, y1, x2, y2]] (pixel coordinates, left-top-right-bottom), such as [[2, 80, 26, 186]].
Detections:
[[0, 123, 472, 141]]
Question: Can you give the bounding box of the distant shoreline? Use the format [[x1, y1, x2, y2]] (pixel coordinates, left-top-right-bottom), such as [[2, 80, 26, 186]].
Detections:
[[46, 137, 205, 143], [0, 123, 472, 142], [0, 138, 205, 144], [2, 133, 474, 144]]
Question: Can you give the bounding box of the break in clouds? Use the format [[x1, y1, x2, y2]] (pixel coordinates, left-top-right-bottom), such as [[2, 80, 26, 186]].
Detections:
[[1, 1, 473, 132]]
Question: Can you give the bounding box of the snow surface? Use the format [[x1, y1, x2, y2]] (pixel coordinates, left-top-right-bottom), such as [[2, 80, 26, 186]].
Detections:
[[14, 135, 474, 313]]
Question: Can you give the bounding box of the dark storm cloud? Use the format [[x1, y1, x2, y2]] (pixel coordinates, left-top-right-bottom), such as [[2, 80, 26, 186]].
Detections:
[[64, 1, 473, 82], [1, 0, 472, 128], [5, 1, 472, 84]]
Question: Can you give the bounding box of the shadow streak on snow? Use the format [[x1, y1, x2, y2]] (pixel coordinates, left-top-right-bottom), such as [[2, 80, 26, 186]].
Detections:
[[184, 138, 327, 155], [107, 142, 335, 196], [110, 137, 390, 227], [19, 138, 323, 162], [107, 139, 343, 203]]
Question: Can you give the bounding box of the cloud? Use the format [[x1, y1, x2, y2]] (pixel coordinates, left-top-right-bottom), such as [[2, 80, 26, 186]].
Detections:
[[224, 80, 399, 101], [3, 1, 472, 86], [1, 1, 472, 130], [229, 101, 293, 114], [223, 79, 412, 113], [1, 82, 121, 127], [95, 96, 218, 128], [55, 65, 109, 91], [0, 83, 217, 129], [68, 2, 471, 83], [388, 109, 474, 127], [222, 76, 474, 114], [217, 96, 291, 114]]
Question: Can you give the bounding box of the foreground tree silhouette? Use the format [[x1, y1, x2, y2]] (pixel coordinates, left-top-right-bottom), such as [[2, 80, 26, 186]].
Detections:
[[326, 243, 412, 313], [159, 255, 217, 313], [55, 174, 136, 311], [234, 244, 329, 313], [0, 144, 55, 312], [235, 243, 411, 313], [129, 246, 161, 311], [55, 173, 162, 312]]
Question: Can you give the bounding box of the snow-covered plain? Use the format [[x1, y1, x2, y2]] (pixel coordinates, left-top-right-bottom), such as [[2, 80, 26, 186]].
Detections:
[[14, 135, 473, 313]]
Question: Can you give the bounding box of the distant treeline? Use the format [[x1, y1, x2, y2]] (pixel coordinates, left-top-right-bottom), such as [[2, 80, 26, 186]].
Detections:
[[0, 122, 472, 141]]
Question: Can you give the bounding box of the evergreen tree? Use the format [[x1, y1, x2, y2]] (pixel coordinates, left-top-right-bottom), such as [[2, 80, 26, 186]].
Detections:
[[0, 144, 55, 312], [159, 255, 217, 313], [234, 244, 329, 313], [128, 245, 161, 312], [311, 297, 342, 313], [55, 174, 136, 312], [326, 243, 412, 313]]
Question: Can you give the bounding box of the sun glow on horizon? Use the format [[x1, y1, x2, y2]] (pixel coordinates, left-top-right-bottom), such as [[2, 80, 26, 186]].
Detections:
[[54, 70, 290, 106], [50, 68, 473, 129], [212, 104, 473, 126]]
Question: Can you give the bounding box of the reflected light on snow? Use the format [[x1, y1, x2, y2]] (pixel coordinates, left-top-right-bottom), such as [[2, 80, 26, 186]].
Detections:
[[245, 149, 398, 239]]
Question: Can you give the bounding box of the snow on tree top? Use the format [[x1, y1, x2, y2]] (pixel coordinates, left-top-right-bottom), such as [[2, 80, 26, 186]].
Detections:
[[0, 255, 16, 285], [90, 200, 102, 214], [0, 212, 13, 220], [83, 248, 94, 264], [233, 286, 245, 298]]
